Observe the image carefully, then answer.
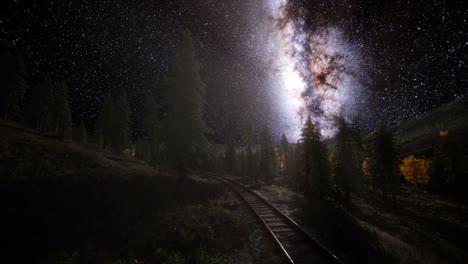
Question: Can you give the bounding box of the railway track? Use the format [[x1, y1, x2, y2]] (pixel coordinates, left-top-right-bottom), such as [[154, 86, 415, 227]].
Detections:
[[216, 176, 344, 264]]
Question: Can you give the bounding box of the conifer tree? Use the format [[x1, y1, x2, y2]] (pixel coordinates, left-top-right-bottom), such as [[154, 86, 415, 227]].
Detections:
[[280, 133, 289, 180], [74, 119, 88, 143], [224, 140, 236, 175], [100, 94, 115, 150], [0, 52, 28, 120], [334, 118, 359, 203], [54, 81, 72, 140], [368, 122, 399, 204], [165, 29, 209, 175], [142, 94, 160, 165], [242, 113, 255, 147], [93, 115, 104, 147], [25, 79, 54, 132], [113, 90, 132, 155], [259, 124, 275, 183], [246, 146, 255, 179], [300, 117, 331, 198]]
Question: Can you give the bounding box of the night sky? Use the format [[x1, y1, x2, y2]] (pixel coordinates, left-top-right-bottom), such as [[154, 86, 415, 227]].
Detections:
[[1, 0, 466, 141]]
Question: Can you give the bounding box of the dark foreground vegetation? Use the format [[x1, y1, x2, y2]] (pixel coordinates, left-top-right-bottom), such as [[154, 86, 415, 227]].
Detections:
[[0, 123, 248, 264]]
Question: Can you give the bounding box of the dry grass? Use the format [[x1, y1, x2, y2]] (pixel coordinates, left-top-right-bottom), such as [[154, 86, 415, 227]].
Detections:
[[0, 121, 160, 179]]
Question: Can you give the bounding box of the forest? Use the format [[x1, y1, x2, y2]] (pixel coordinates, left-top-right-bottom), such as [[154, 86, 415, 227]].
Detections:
[[1, 7, 468, 264]]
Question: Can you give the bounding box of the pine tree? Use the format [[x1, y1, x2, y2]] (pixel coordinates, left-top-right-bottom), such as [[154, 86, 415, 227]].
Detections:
[[242, 113, 255, 147], [246, 146, 255, 179], [100, 94, 115, 150], [142, 94, 160, 165], [25, 79, 54, 132], [74, 119, 88, 143], [113, 89, 132, 154], [165, 29, 209, 176], [300, 117, 331, 198], [368, 122, 399, 205], [280, 133, 289, 181], [259, 124, 275, 183], [54, 81, 72, 140], [224, 140, 236, 175], [334, 118, 358, 203], [93, 115, 104, 147], [0, 52, 28, 120]]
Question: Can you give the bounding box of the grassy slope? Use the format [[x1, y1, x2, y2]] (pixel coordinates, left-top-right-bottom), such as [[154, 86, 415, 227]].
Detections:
[[0, 122, 247, 263]]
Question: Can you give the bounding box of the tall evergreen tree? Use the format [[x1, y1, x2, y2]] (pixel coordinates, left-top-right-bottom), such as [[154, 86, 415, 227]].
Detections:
[[54, 81, 72, 140], [368, 122, 399, 204], [224, 140, 236, 175], [0, 52, 28, 120], [142, 94, 160, 165], [259, 124, 275, 183], [113, 90, 132, 155], [25, 79, 54, 132], [242, 113, 255, 147], [74, 119, 88, 143], [280, 133, 289, 180], [300, 117, 331, 198], [93, 115, 104, 147], [246, 146, 255, 179], [334, 118, 359, 203], [100, 94, 115, 150], [165, 29, 209, 176]]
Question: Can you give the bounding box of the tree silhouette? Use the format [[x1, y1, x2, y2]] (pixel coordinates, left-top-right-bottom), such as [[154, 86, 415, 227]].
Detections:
[[142, 94, 160, 165], [165, 29, 209, 176], [54, 81, 72, 140], [100, 94, 115, 150], [259, 124, 275, 183], [0, 52, 28, 120], [25, 79, 54, 132], [368, 122, 399, 205], [299, 117, 331, 198], [74, 119, 88, 143], [334, 118, 359, 203], [223, 140, 235, 175], [113, 90, 132, 155]]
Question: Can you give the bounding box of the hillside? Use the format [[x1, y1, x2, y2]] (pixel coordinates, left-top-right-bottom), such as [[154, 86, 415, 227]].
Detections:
[[0, 122, 249, 263]]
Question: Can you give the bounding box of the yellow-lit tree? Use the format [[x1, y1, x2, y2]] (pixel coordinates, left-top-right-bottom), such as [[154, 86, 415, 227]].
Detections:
[[400, 155, 431, 188], [362, 157, 369, 176]]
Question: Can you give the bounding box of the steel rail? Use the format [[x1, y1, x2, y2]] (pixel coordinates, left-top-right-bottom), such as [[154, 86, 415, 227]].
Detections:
[[216, 176, 344, 264]]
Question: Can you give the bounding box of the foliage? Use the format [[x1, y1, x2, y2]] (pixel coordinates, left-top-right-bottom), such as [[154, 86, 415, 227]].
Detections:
[[113, 89, 132, 154], [142, 94, 160, 165], [25, 78, 55, 132], [164, 29, 209, 174], [367, 122, 400, 203], [333, 118, 361, 202], [100, 93, 116, 150], [54, 81, 72, 140], [259, 124, 275, 183], [362, 157, 370, 176], [400, 155, 431, 188], [223, 140, 235, 175], [298, 117, 331, 198], [73, 120, 88, 143], [0, 51, 28, 120]]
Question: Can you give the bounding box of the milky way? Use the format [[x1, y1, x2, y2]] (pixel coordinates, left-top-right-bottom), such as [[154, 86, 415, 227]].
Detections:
[[1, 0, 466, 142], [261, 0, 368, 139]]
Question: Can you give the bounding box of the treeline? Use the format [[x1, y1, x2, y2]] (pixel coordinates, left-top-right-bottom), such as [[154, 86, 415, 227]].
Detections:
[[0, 30, 212, 177], [220, 115, 467, 221]]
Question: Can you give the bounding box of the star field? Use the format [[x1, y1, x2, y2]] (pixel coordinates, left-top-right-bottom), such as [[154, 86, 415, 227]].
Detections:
[[1, 0, 466, 141]]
